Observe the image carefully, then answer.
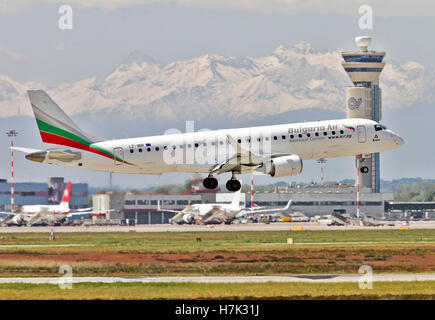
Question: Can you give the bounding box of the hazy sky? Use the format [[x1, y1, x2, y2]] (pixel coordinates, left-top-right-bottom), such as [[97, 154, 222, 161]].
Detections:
[[0, 1, 433, 187], [0, 1, 434, 86]]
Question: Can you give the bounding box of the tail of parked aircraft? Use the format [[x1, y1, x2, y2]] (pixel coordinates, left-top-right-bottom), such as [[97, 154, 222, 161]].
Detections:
[[27, 90, 95, 150], [60, 181, 72, 207]]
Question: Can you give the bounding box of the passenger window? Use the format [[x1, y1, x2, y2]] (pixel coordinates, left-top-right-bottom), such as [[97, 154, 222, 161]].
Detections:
[[130, 149, 134, 153], [307, 133, 311, 137]]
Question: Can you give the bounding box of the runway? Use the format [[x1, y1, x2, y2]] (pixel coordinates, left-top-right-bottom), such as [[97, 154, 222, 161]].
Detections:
[[1, 221, 434, 233], [1, 274, 434, 284]]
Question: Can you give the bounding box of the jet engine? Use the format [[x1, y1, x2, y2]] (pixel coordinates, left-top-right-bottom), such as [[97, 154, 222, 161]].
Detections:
[[182, 214, 195, 224], [265, 155, 303, 178], [11, 215, 24, 225]]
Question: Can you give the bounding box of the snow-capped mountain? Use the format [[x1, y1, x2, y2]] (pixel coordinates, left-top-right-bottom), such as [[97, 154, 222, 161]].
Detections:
[[1, 42, 434, 122]]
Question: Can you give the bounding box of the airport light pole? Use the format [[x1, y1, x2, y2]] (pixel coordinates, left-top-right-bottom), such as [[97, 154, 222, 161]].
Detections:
[[356, 157, 361, 219], [6, 130, 18, 213], [250, 174, 254, 216], [317, 158, 327, 185]]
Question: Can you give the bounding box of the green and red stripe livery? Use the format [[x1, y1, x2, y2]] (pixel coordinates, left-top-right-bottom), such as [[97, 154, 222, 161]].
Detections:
[[36, 118, 133, 165]]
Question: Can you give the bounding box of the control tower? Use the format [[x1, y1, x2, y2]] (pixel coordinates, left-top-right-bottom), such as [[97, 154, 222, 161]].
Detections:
[[341, 36, 385, 193]]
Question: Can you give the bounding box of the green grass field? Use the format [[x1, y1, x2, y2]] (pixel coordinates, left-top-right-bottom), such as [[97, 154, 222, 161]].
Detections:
[[0, 281, 433, 300], [0, 229, 434, 299], [0, 229, 433, 277], [1, 229, 434, 247]]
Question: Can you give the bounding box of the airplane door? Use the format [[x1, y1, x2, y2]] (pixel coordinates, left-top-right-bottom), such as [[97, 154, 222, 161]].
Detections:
[[357, 125, 366, 143], [113, 147, 124, 165]]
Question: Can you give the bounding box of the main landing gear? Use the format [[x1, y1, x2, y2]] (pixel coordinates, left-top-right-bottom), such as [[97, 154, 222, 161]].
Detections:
[[203, 175, 218, 190], [203, 174, 242, 192], [226, 179, 241, 192]]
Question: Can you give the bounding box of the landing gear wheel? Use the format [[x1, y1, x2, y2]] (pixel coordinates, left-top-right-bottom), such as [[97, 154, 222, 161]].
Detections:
[[226, 179, 241, 192], [203, 177, 218, 189], [360, 166, 369, 174]]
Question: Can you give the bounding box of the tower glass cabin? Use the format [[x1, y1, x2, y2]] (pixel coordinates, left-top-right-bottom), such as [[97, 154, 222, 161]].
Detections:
[[341, 37, 385, 193]]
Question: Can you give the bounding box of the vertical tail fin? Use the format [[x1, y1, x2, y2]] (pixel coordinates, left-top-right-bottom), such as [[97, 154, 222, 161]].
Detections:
[[231, 186, 242, 208], [27, 90, 94, 149], [60, 181, 72, 205]]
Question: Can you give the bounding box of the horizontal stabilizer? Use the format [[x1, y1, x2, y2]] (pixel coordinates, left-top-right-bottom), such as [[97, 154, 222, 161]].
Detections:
[[10, 147, 42, 154]]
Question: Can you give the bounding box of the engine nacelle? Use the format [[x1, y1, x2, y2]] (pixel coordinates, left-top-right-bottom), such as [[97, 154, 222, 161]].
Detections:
[[182, 214, 195, 224], [265, 155, 303, 178], [11, 215, 24, 225]]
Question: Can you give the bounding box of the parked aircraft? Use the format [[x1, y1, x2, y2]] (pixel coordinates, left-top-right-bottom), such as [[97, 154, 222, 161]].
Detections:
[[158, 189, 292, 224], [0, 181, 111, 226]]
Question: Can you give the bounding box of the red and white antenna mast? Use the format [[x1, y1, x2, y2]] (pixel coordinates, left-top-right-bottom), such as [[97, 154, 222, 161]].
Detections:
[[6, 130, 18, 213], [317, 158, 327, 185], [356, 157, 361, 219], [250, 174, 254, 216]]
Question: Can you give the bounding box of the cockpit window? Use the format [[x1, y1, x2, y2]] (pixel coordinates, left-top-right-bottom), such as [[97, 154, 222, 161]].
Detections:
[[374, 124, 387, 131]]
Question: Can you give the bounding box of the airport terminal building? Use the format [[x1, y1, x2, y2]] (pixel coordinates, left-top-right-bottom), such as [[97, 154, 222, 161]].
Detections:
[[0, 177, 89, 211], [93, 184, 394, 224]]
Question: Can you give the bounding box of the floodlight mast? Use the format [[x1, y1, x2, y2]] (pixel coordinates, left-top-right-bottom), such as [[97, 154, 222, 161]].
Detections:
[[6, 130, 18, 213]]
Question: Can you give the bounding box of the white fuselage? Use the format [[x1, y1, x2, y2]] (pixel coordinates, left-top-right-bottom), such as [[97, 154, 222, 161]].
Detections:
[[40, 118, 404, 175], [19, 203, 70, 215]]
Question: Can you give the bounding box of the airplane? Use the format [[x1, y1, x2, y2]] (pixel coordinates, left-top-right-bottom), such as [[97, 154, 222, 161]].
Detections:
[[16, 90, 404, 192], [0, 181, 112, 226], [158, 188, 293, 224]]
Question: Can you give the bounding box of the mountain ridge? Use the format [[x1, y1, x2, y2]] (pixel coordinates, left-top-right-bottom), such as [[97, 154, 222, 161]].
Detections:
[[1, 42, 434, 123]]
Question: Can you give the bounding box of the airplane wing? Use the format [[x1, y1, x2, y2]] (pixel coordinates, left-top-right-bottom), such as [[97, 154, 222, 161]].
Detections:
[[67, 209, 115, 217], [0, 212, 32, 225], [0, 214, 15, 225], [211, 135, 263, 174], [156, 200, 184, 214], [200, 206, 225, 222], [0, 211, 31, 216], [26, 213, 43, 226], [242, 200, 293, 214], [211, 135, 292, 175]]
